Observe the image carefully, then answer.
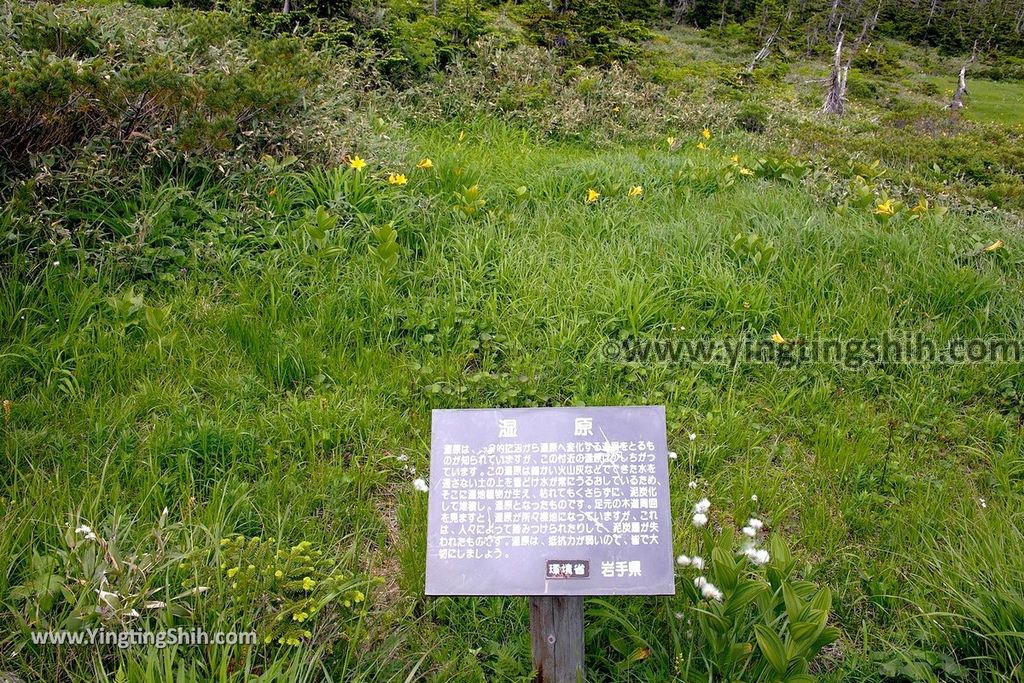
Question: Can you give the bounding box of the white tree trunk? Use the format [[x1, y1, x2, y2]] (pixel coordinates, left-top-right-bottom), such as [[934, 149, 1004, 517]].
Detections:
[[822, 33, 847, 115]]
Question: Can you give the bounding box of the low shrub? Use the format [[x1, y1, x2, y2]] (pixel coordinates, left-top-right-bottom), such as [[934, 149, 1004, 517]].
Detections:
[[735, 100, 771, 132]]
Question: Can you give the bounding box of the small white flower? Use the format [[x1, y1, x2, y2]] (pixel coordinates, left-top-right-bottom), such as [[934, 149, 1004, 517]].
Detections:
[[690, 555, 704, 570], [688, 433, 696, 441], [674, 611, 685, 620], [979, 497, 987, 508], [743, 546, 770, 565], [688, 480, 698, 489], [676, 554, 690, 566], [751, 494, 758, 502], [747, 518, 764, 530], [52, 260, 60, 266], [742, 525, 757, 538], [700, 582, 724, 601], [84, 532, 97, 541], [692, 513, 708, 528], [693, 576, 707, 588], [668, 451, 678, 460], [412, 478, 429, 492], [397, 454, 409, 461], [693, 497, 711, 514], [74, 525, 93, 535]]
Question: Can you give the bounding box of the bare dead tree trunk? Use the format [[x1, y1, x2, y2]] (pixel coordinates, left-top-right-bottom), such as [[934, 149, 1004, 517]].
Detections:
[[847, 0, 881, 57], [748, 23, 782, 73], [827, 0, 842, 33], [821, 0, 879, 116], [435, 0, 440, 14], [948, 40, 978, 111], [674, 0, 691, 23], [282, 0, 290, 12], [822, 31, 848, 115]]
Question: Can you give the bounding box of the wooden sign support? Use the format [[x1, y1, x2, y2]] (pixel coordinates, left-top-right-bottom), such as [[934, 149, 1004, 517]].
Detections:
[[529, 596, 584, 683]]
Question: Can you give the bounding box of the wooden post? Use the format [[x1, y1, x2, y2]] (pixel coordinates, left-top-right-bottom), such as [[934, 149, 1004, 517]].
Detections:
[[529, 596, 584, 683]]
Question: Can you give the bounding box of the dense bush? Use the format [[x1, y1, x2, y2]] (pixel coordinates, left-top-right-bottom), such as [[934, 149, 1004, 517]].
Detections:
[[735, 100, 770, 132], [0, 4, 317, 175], [519, 0, 654, 66]]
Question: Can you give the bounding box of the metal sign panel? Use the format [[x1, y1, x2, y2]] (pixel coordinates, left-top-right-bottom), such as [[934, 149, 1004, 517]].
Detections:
[[425, 406, 675, 596]]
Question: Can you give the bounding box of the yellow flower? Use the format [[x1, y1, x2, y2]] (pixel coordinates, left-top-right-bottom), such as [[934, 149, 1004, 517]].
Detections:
[[702, 128, 712, 139], [274, 570, 283, 579], [458, 131, 465, 141], [910, 199, 929, 215], [983, 239, 1004, 253], [226, 567, 239, 578], [873, 199, 895, 216], [416, 158, 433, 169], [770, 332, 788, 345], [586, 188, 600, 203], [612, 105, 620, 112], [696, 142, 708, 150], [730, 154, 740, 163], [302, 576, 316, 591], [628, 185, 643, 197], [739, 167, 754, 176], [348, 155, 366, 171], [387, 173, 408, 186], [666, 136, 676, 148], [352, 590, 365, 603]]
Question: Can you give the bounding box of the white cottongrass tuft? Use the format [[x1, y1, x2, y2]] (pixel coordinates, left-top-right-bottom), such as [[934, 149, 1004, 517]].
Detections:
[[412, 478, 429, 492], [688, 480, 698, 489], [979, 497, 987, 508], [668, 451, 678, 460], [751, 494, 758, 502], [701, 582, 724, 601], [742, 545, 770, 565], [690, 555, 704, 570], [693, 498, 711, 514], [692, 513, 708, 528], [689, 433, 697, 441], [676, 554, 691, 566], [742, 525, 757, 538], [693, 576, 707, 589], [747, 517, 764, 530]]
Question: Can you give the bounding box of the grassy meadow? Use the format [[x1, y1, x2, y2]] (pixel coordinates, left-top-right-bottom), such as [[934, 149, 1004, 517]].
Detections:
[[2, 2, 1024, 682]]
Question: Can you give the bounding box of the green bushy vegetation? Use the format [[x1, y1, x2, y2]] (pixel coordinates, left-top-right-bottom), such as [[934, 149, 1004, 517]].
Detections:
[[2, 1, 1024, 682]]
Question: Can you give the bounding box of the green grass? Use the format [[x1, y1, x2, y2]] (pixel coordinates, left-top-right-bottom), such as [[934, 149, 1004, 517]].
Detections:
[[3, 2, 1024, 681], [929, 77, 1024, 125], [3, 116, 1024, 681]]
